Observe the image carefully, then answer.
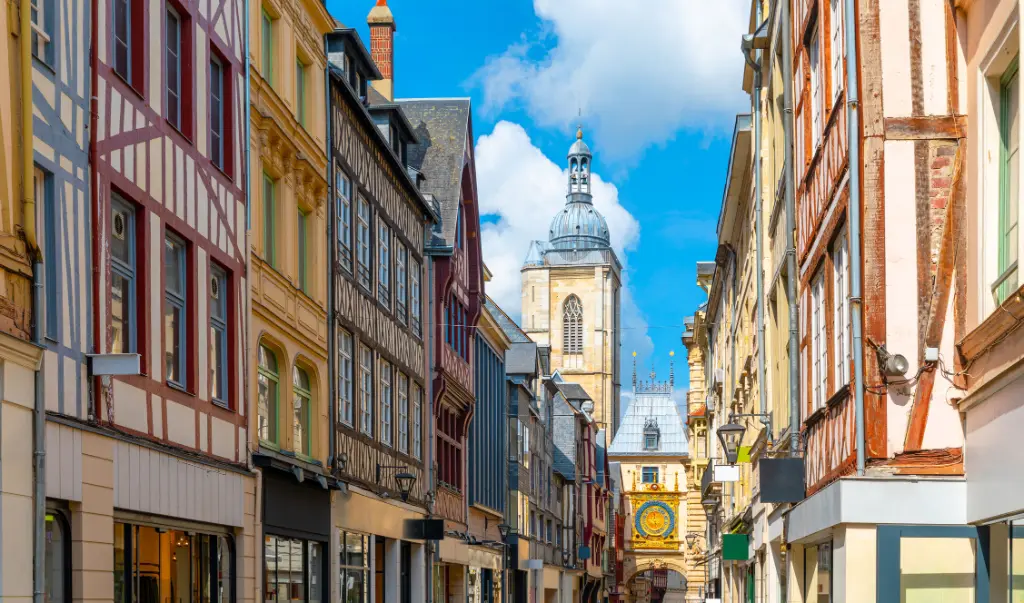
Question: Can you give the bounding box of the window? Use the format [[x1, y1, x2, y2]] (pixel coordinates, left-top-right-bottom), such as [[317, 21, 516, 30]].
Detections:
[[339, 532, 369, 603], [166, 7, 183, 130], [263, 173, 276, 266], [258, 344, 279, 443], [832, 233, 850, 389], [411, 383, 422, 459], [296, 58, 307, 127], [997, 57, 1020, 304], [379, 360, 393, 447], [395, 242, 408, 323], [811, 272, 827, 410], [115, 523, 232, 603], [455, 206, 464, 250], [378, 220, 391, 306], [210, 53, 226, 170], [397, 373, 409, 454], [436, 405, 463, 491], [164, 232, 187, 388], [44, 511, 69, 603], [410, 259, 421, 335], [641, 467, 659, 484], [809, 24, 823, 149], [293, 366, 311, 456], [111, 196, 137, 354], [263, 535, 322, 603], [547, 520, 553, 543], [338, 330, 354, 426], [562, 295, 583, 354], [210, 264, 229, 406], [356, 197, 371, 289], [261, 8, 274, 84], [30, 0, 54, 65], [336, 168, 352, 269], [359, 346, 373, 436], [112, 0, 132, 82], [830, 0, 844, 103], [298, 209, 310, 293], [37, 167, 58, 341]]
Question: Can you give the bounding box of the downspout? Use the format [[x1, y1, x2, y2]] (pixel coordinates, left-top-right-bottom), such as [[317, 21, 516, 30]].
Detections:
[[426, 238, 435, 603], [324, 39, 336, 476], [844, 0, 866, 475], [743, 3, 769, 438], [23, 3, 46, 603], [781, 0, 801, 455], [245, 0, 252, 230]]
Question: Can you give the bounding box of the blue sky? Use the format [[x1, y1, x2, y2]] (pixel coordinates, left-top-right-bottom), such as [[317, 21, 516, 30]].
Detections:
[[327, 0, 748, 397]]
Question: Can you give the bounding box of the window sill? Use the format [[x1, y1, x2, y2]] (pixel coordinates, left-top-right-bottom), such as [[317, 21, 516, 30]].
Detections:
[[166, 380, 193, 397], [111, 70, 146, 103], [211, 399, 232, 412], [166, 120, 194, 147], [32, 54, 56, 75], [211, 161, 233, 183]]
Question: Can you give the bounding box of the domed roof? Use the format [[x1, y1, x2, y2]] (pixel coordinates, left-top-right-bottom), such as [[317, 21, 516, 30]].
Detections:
[[549, 201, 611, 250], [568, 126, 591, 157]]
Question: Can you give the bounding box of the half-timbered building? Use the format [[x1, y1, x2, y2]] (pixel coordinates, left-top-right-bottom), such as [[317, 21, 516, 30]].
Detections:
[[325, 5, 438, 602], [399, 95, 485, 596], [76, 0, 255, 601]]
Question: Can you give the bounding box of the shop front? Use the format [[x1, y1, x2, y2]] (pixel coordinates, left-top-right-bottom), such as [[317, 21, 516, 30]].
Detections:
[[468, 545, 503, 603], [261, 469, 333, 603], [335, 483, 429, 603]]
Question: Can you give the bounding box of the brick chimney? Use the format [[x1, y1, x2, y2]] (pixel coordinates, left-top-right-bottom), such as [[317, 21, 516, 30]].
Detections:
[[367, 0, 395, 101]]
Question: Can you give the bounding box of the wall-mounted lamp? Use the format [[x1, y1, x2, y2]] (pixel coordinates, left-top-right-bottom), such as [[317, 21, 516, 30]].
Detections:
[[877, 345, 910, 377], [376, 464, 416, 502]]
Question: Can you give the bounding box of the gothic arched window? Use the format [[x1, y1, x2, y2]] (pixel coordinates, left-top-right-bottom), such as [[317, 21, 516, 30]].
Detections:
[[562, 295, 583, 355]]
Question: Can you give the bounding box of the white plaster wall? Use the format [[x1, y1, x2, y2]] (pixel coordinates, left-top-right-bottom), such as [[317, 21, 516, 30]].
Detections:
[[965, 369, 1024, 522]]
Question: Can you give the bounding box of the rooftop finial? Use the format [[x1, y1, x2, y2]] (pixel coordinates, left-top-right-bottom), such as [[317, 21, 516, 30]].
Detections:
[[669, 350, 675, 388], [576, 125, 583, 140], [632, 351, 637, 392]]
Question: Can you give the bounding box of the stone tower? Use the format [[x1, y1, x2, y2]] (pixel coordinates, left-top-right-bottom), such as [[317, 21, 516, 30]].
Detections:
[[521, 127, 623, 444]]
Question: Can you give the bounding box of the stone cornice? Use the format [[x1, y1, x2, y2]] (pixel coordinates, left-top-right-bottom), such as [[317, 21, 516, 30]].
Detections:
[[0, 331, 44, 370]]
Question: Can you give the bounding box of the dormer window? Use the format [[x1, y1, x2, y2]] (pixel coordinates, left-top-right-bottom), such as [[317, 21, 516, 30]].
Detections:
[[643, 418, 660, 451]]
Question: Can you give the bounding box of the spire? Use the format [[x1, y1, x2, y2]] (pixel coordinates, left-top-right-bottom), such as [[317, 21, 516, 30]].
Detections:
[[632, 351, 637, 393], [669, 350, 675, 388], [567, 126, 592, 198]]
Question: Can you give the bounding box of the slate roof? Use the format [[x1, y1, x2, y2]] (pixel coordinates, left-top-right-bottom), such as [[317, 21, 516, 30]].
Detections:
[[506, 343, 538, 377], [484, 297, 530, 343], [556, 382, 591, 402], [608, 390, 689, 457], [396, 99, 472, 247]]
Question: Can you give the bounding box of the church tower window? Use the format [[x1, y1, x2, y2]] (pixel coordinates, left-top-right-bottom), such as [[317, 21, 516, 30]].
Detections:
[[562, 295, 583, 355]]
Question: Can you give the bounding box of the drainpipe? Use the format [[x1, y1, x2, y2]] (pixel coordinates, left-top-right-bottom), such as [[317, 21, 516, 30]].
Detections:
[[245, 0, 252, 230], [426, 241, 435, 603], [781, 0, 801, 456], [22, 3, 46, 603], [844, 0, 867, 475], [743, 4, 768, 439], [324, 37, 336, 476]]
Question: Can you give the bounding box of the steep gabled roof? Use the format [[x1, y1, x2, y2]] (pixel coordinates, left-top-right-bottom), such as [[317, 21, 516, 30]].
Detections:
[[397, 98, 472, 247], [484, 297, 530, 343], [608, 391, 689, 458]]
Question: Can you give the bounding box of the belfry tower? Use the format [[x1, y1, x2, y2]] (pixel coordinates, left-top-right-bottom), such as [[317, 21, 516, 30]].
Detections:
[[521, 128, 623, 443]]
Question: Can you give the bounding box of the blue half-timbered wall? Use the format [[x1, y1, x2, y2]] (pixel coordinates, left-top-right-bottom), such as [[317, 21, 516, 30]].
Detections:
[[469, 333, 506, 512]]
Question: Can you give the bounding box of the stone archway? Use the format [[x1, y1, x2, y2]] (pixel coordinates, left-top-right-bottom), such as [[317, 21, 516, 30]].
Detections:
[[623, 555, 690, 585], [624, 562, 690, 603]]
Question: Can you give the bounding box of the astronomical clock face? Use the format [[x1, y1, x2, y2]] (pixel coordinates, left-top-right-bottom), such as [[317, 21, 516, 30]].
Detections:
[[634, 500, 676, 540]]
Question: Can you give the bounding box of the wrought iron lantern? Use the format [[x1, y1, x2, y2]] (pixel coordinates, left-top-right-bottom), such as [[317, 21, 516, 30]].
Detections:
[[497, 523, 511, 542], [717, 421, 746, 464], [701, 496, 718, 519]]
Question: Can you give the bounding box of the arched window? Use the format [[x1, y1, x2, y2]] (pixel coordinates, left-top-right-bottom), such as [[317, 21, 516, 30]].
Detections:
[[257, 344, 279, 443], [562, 295, 583, 355], [292, 365, 312, 456]]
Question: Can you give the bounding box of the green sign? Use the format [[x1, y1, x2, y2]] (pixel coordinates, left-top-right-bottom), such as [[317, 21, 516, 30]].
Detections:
[[722, 533, 749, 561]]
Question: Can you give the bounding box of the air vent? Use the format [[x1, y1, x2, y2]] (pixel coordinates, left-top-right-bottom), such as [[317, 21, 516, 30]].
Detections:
[[210, 276, 220, 300], [113, 211, 126, 240]]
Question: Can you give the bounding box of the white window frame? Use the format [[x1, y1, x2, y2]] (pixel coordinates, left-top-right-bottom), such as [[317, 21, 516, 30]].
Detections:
[[210, 263, 229, 406], [379, 360, 392, 447], [359, 346, 373, 436], [810, 23, 823, 150], [356, 196, 371, 290], [164, 232, 187, 388], [412, 383, 422, 459], [338, 330, 353, 426], [832, 232, 850, 389], [410, 258, 421, 336], [30, 0, 53, 64], [377, 219, 391, 307], [830, 0, 844, 104], [336, 167, 352, 269], [811, 271, 827, 411], [395, 241, 407, 324], [397, 373, 409, 454]]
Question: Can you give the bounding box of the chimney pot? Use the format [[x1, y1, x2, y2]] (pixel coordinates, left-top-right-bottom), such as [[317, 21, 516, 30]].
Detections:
[[367, 0, 395, 101]]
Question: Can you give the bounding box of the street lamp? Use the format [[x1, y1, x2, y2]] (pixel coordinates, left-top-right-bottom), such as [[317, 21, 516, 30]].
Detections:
[[701, 497, 718, 519], [376, 464, 417, 502], [498, 523, 511, 542], [716, 421, 746, 465], [685, 533, 698, 548], [562, 549, 572, 567]]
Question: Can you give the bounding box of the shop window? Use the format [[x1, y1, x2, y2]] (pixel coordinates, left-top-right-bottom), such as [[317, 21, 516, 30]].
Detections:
[[1011, 522, 1024, 600], [804, 541, 832, 603], [258, 343, 280, 445], [114, 522, 232, 603], [293, 365, 312, 457], [264, 534, 324, 603], [339, 532, 369, 603], [44, 511, 70, 603]]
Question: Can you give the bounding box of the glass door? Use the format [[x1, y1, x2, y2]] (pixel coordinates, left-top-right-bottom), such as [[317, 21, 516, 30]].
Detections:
[[877, 525, 989, 603]]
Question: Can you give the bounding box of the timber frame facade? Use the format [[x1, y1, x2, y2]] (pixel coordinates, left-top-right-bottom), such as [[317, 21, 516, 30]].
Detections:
[[325, 29, 435, 504]]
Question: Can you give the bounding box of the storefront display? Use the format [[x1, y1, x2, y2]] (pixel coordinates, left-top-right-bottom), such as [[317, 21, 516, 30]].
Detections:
[[339, 532, 370, 603], [114, 522, 232, 603], [264, 534, 324, 603]]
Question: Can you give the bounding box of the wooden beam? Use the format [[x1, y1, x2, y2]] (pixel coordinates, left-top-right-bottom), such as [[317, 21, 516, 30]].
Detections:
[[884, 115, 968, 140], [905, 143, 963, 452]]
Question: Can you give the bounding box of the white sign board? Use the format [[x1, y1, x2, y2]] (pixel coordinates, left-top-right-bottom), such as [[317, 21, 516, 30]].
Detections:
[[714, 464, 740, 483]]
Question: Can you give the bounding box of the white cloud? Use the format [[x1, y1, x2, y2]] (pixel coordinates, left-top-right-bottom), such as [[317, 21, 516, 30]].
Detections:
[[474, 120, 652, 382], [472, 0, 749, 161]]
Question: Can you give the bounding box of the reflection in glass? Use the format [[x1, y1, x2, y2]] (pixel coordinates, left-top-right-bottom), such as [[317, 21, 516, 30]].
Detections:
[[258, 345, 279, 443], [1012, 522, 1024, 603], [900, 537, 975, 603], [44, 514, 66, 603]]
